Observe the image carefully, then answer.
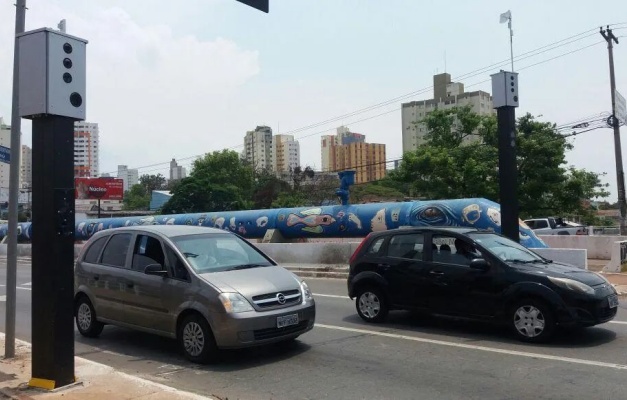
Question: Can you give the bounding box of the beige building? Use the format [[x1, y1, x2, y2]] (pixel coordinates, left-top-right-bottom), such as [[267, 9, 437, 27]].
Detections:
[[401, 73, 495, 153], [20, 145, 32, 189], [74, 122, 99, 177], [273, 134, 300, 175], [321, 126, 386, 184], [243, 126, 274, 172]]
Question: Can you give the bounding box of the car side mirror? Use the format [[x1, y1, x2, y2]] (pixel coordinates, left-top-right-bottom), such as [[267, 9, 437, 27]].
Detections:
[[144, 264, 168, 277], [469, 258, 490, 271]]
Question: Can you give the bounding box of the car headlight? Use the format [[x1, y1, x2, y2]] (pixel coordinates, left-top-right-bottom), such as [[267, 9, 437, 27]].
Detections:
[[219, 293, 254, 313], [594, 272, 611, 285], [548, 276, 595, 295], [300, 280, 313, 302]]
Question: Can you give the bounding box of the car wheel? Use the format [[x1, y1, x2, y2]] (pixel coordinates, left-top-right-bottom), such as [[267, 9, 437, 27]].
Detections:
[[510, 298, 555, 343], [355, 286, 389, 323], [178, 314, 218, 364], [75, 296, 104, 338]]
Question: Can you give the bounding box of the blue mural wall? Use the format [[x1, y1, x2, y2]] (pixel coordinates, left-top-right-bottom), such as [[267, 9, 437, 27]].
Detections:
[[0, 198, 547, 248]]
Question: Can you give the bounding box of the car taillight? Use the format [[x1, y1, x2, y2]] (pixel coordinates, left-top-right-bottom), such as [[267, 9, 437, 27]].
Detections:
[[350, 234, 371, 265]]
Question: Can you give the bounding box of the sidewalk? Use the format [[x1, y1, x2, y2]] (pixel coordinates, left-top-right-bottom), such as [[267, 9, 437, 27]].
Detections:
[[588, 259, 627, 296], [0, 334, 213, 400]]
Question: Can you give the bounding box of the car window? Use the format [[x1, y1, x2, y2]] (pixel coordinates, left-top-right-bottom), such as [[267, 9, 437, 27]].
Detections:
[[367, 237, 385, 254], [83, 236, 107, 263], [468, 232, 543, 262], [132, 235, 166, 272], [101, 233, 132, 268], [535, 220, 548, 229], [524, 220, 535, 229], [165, 246, 191, 282], [386, 234, 423, 260], [432, 235, 481, 266], [172, 233, 272, 273]]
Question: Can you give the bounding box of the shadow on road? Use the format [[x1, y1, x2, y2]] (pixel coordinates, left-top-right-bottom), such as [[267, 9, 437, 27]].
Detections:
[[340, 311, 617, 349], [75, 326, 312, 372]]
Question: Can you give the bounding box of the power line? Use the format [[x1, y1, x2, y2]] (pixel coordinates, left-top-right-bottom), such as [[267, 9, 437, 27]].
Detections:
[[100, 24, 625, 176]]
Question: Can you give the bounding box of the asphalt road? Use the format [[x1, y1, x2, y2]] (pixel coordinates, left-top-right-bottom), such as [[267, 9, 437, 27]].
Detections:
[[2, 260, 627, 400]]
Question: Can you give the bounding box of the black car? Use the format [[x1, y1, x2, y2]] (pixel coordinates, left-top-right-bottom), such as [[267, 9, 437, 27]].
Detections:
[[347, 227, 618, 342]]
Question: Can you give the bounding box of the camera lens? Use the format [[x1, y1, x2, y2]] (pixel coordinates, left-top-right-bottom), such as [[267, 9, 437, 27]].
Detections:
[[70, 92, 83, 107], [63, 43, 73, 54], [63, 58, 73, 69], [63, 73, 72, 83]]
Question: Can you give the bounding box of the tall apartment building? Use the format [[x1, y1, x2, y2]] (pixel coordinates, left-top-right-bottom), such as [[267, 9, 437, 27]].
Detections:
[[74, 122, 99, 177], [20, 145, 32, 189], [401, 73, 495, 153], [243, 126, 273, 171], [273, 134, 300, 175], [117, 165, 139, 192], [321, 126, 386, 184], [169, 158, 187, 181]]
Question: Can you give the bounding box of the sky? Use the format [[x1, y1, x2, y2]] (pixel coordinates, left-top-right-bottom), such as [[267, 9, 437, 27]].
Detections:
[[0, 0, 626, 200]]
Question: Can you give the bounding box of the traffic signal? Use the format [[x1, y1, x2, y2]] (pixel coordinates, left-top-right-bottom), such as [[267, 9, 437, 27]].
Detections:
[[17, 28, 88, 120]]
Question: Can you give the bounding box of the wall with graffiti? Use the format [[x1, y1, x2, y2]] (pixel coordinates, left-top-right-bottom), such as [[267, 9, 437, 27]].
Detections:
[[0, 198, 547, 248]]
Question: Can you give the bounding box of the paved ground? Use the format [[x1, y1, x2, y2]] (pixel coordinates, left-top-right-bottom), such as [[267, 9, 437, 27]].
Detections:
[[2, 261, 627, 399]]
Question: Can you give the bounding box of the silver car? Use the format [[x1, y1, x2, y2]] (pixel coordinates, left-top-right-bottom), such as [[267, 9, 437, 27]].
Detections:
[[74, 225, 316, 363]]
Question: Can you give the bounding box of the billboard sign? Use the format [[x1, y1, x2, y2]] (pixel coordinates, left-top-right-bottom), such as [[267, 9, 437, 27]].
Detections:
[[0, 145, 10, 164], [75, 178, 124, 200]]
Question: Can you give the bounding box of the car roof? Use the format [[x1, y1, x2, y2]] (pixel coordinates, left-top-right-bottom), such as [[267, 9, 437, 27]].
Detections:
[[371, 226, 482, 236], [91, 225, 229, 239]]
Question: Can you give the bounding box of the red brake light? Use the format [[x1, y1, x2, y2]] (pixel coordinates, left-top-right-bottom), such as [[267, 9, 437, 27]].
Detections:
[[350, 233, 371, 265]]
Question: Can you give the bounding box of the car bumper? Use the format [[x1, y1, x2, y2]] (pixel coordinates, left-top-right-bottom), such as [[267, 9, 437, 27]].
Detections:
[[556, 291, 618, 327], [210, 300, 316, 348]]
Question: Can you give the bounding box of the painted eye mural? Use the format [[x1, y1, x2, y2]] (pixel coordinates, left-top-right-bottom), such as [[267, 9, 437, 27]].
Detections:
[[462, 204, 482, 225], [370, 209, 387, 232]]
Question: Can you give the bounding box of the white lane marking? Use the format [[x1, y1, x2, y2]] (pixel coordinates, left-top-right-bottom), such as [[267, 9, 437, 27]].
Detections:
[[17, 286, 31, 291], [22, 282, 31, 286], [0, 295, 6, 302], [609, 320, 627, 325], [314, 293, 351, 299], [315, 323, 627, 370]]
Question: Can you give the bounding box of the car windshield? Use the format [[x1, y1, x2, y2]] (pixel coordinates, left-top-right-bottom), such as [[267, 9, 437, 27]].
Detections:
[[467, 232, 546, 263], [171, 233, 273, 273]]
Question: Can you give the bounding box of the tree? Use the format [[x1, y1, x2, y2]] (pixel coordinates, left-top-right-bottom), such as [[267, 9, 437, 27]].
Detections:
[[123, 184, 151, 210], [350, 182, 406, 203], [161, 150, 254, 214], [252, 169, 291, 209], [139, 174, 167, 193], [393, 106, 608, 218]]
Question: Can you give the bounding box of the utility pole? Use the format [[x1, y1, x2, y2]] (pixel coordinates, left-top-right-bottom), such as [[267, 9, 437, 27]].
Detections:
[[600, 26, 626, 235], [5, 0, 27, 360]]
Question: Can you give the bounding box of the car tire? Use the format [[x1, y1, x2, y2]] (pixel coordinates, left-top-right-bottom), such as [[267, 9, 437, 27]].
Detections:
[[75, 295, 104, 338], [355, 286, 389, 323], [178, 314, 219, 364], [510, 298, 556, 343]]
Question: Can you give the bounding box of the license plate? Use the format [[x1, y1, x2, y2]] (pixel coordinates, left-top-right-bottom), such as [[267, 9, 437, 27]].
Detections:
[[277, 314, 299, 328], [608, 294, 619, 309]]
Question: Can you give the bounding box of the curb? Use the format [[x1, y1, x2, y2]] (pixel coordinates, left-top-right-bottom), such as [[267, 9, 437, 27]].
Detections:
[[0, 333, 213, 400]]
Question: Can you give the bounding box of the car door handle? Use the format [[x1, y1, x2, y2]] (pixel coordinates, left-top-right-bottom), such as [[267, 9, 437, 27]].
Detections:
[[93, 275, 99, 281], [126, 281, 134, 289], [429, 271, 445, 276]]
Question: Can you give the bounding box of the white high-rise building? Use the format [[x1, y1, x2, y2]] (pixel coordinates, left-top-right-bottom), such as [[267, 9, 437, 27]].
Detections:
[[169, 158, 187, 181], [117, 165, 139, 192], [20, 145, 32, 189], [401, 73, 495, 153], [243, 126, 273, 171], [272, 134, 300, 175], [74, 122, 99, 177]]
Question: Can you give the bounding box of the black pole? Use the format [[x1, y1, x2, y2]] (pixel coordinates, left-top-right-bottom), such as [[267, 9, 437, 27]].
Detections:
[[98, 198, 101, 219], [31, 116, 75, 388], [497, 107, 519, 242]]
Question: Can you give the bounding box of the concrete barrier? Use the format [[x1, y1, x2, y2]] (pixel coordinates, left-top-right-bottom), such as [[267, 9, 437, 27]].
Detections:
[[531, 248, 587, 270], [538, 235, 627, 260], [603, 241, 627, 273]]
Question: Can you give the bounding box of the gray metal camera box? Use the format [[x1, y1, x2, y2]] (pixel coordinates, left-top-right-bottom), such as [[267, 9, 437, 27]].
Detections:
[[17, 28, 87, 120]]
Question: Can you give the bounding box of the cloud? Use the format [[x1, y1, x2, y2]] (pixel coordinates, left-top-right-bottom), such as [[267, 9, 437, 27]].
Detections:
[[0, 1, 259, 175]]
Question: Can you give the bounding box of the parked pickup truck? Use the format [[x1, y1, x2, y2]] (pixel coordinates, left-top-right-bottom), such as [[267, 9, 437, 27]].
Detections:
[[524, 217, 587, 235]]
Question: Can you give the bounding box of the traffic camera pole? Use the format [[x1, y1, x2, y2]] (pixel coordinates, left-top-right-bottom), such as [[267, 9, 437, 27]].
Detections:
[[600, 26, 626, 236], [491, 71, 520, 242], [17, 27, 87, 389], [4, 0, 26, 360]]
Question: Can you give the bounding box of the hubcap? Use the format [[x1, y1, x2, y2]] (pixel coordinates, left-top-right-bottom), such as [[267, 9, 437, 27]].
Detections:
[[183, 322, 205, 357], [77, 303, 92, 331], [514, 305, 545, 338], [359, 292, 381, 319]]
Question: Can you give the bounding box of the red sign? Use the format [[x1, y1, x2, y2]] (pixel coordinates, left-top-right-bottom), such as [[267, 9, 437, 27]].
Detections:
[[75, 178, 124, 200]]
